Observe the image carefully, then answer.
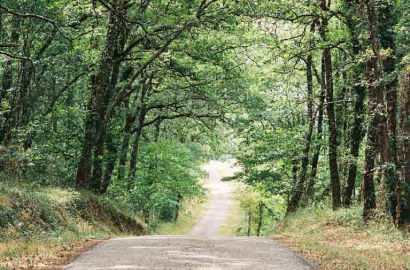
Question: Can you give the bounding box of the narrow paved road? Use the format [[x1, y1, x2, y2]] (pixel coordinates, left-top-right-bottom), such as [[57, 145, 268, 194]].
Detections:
[[190, 161, 233, 237], [65, 161, 313, 270]]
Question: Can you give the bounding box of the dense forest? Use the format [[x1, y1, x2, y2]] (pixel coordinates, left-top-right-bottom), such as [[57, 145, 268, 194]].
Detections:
[[1, 0, 410, 233]]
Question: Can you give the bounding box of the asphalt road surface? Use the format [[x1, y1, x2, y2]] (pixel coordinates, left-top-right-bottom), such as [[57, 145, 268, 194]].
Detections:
[[65, 161, 314, 270]]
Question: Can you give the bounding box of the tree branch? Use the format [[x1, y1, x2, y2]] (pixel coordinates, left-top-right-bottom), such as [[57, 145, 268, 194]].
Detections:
[[0, 5, 71, 41]]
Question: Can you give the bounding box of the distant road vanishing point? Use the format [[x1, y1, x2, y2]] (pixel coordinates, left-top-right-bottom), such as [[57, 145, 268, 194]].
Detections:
[[65, 161, 314, 270]]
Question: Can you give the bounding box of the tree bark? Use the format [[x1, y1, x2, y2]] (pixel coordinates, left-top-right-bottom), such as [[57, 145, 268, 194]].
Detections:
[[0, 16, 20, 144], [257, 202, 263, 237], [318, 6, 342, 209], [128, 106, 147, 190], [247, 209, 252, 237], [399, 62, 410, 224], [127, 79, 150, 190], [76, 4, 125, 189], [362, 0, 385, 220], [76, 90, 95, 188], [175, 193, 183, 221], [89, 7, 124, 192], [305, 56, 326, 202], [377, 0, 399, 221], [286, 54, 314, 213], [343, 19, 367, 207], [117, 111, 136, 181], [362, 56, 378, 220]]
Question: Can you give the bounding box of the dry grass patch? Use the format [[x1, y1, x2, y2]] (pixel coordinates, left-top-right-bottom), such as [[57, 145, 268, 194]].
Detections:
[[272, 206, 410, 269]]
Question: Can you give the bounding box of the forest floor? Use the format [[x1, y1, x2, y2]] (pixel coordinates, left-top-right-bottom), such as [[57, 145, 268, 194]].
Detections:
[[0, 183, 144, 270], [271, 206, 410, 269]]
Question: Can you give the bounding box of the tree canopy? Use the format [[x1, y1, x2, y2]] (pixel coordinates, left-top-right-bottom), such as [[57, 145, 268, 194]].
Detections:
[[1, 0, 410, 227]]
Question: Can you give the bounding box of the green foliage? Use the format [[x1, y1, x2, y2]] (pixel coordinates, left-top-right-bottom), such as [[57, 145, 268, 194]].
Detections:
[[233, 185, 286, 236], [108, 139, 206, 223]]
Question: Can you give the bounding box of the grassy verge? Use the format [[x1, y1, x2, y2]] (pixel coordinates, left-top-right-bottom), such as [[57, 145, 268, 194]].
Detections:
[[219, 187, 244, 236], [271, 205, 410, 269], [0, 182, 145, 269]]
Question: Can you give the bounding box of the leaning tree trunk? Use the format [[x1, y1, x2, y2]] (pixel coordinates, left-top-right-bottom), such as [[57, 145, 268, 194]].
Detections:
[[343, 81, 366, 206], [286, 54, 314, 213]]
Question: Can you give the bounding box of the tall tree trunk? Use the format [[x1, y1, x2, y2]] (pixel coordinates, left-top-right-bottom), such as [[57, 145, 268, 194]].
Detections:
[[317, 0, 342, 209], [379, 0, 398, 167], [128, 106, 147, 190], [362, 0, 386, 220], [76, 91, 95, 188], [378, 0, 399, 221], [399, 62, 410, 224], [286, 54, 314, 213], [257, 202, 263, 237], [318, 6, 342, 209], [117, 111, 136, 181], [324, 47, 341, 210], [89, 7, 124, 192], [305, 56, 326, 202], [343, 20, 367, 207], [101, 130, 116, 194], [362, 56, 378, 220], [175, 193, 183, 221], [116, 70, 138, 181], [76, 5, 124, 189], [127, 79, 150, 190], [0, 16, 20, 144]]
